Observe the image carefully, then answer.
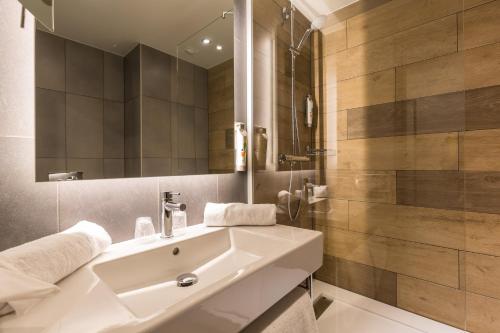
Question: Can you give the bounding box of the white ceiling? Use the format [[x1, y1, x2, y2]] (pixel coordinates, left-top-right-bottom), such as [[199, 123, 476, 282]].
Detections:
[[292, 0, 360, 24], [47, 0, 234, 69]]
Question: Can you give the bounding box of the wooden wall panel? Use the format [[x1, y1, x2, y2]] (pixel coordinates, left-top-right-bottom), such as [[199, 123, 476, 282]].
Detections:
[[464, 42, 500, 91], [349, 202, 465, 249], [315, 254, 397, 306], [310, 199, 348, 229], [347, 101, 415, 139], [465, 252, 500, 299], [461, 129, 500, 171], [325, 170, 396, 203], [396, 171, 464, 210], [322, 22, 347, 56], [323, 227, 459, 287], [397, 275, 465, 329], [347, 91, 465, 139], [396, 52, 464, 101], [338, 132, 458, 170], [465, 172, 500, 214], [346, 0, 461, 48], [465, 85, 500, 131], [466, 211, 500, 256], [338, 69, 395, 110], [462, 0, 500, 50], [466, 292, 500, 333], [337, 15, 457, 81]]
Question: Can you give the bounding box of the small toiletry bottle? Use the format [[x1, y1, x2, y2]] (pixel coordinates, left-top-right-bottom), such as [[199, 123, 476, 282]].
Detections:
[[172, 210, 187, 236]]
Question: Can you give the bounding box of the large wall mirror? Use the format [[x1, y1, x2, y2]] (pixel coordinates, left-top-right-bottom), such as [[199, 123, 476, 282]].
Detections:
[[35, 0, 237, 181]]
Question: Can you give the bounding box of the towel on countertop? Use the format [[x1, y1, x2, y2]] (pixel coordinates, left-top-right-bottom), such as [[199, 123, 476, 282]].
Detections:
[[204, 203, 276, 227], [242, 287, 319, 333], [0, 221, 111, 316], [313, 185, 329, 198]]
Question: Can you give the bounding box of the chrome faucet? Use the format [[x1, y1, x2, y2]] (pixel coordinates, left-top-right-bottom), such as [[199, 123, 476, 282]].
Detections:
[[160, 192, 186, 238]]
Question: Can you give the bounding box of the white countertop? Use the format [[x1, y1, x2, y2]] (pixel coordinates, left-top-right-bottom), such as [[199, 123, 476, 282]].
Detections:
[[0, 224, 322, 333]]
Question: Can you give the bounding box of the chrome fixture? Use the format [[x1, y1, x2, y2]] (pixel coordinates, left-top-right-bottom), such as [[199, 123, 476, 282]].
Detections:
[[281, 1, 326, 223], [306, 145, 337, 157], [160, 192, 186, 238], [176, 273, 199, 287], [48, 171, 83, 181], [222, 10, 233, 19]]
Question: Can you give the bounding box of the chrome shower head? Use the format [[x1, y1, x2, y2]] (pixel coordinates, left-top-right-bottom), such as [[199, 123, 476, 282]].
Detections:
[[296, 15, 327, 52]]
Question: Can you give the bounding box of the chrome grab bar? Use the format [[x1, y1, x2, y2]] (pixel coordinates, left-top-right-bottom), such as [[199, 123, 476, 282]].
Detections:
[[278, 153, 310, 164]]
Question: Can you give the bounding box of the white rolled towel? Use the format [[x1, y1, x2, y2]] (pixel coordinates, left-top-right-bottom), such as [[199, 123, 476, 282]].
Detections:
[[204, 203, 276, 227], [0, 221, 111, 316]]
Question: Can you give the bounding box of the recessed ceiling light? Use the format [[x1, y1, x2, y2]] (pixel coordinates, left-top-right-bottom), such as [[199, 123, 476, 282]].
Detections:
[[202, 38, 211, 45], [216, 45, 223, 51]]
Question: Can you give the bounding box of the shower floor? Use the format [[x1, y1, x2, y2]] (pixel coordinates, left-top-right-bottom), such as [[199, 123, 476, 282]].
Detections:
[[313, 280, 467, 333]]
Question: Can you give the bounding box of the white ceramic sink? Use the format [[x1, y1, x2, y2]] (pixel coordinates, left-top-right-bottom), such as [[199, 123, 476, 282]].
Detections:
[[0, 225, 323, 333]]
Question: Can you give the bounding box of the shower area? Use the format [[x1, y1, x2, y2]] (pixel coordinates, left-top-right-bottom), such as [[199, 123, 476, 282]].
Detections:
[[253, 0, 500, 332]]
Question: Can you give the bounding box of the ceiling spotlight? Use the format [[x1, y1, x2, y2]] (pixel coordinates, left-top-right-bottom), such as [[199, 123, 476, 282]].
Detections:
[[216, 45, 223, 51], [202, 38, 211, 45]]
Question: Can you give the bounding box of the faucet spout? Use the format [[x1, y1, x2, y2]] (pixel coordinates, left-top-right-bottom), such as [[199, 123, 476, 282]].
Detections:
[[160, 192, 186, 238]]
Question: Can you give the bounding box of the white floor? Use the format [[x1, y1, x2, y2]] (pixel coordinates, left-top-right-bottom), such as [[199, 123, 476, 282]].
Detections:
[[313, 280, 467, 333]]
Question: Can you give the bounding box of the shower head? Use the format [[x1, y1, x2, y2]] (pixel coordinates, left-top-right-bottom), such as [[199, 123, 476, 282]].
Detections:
[[296, 15, 327, 51]]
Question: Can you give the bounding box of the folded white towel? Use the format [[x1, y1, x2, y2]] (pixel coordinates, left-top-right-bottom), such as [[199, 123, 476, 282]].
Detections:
[[242, 288, 319, 333], [313, 185, 329, 198], [204, 203, 276, 227], [0, 221, 111, 316]]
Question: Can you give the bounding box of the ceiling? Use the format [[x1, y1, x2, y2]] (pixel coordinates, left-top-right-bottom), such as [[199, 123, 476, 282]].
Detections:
[[292, 0, 360, 24], [45, 0, 234, 69]]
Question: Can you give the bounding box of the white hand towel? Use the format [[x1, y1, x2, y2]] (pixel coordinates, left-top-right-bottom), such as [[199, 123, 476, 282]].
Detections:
[[204, 203, 276, 227], [242, 288, 319, 333], [0, 220, 111, 316], [313, 185, 329, 198]]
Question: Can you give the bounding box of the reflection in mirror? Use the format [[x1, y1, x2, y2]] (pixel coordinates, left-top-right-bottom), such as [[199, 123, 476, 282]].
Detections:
[[35, 0, 235, 181]]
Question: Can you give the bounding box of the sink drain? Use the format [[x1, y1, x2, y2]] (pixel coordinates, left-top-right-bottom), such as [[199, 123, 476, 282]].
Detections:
[[176, 273, 198, 287]]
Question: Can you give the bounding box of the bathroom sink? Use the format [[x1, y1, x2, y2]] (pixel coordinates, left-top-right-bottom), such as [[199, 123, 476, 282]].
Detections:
[[93, 225, 323, 332], [92, 228, 266, 317], [0, 225, 322, 333]]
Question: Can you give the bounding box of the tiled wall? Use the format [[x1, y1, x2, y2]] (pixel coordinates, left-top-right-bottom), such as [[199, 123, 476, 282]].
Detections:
[[0, 1, 246, 251], [314, 0, 500, 331], [36, 31, 211, 180], [36, 30, 125, 180], [208, 59, 235, 173]]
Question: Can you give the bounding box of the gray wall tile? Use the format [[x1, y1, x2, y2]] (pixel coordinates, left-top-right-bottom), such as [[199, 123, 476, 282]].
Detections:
[[125, 158, 141, 177], [194, 66, 208, 108], [66, 40, 103, 98], [104, 52, 124, 102], [67, 158, 104, 180], [159, 174, 217, 225], [35, 30, 65, 92], [124, 98, 141, 159], [0, 1, 35, 138], [142, 97, 171, 158], [36, 157, 66, 182], [176, 158, 197, 175], [125, 46, 140, 101], [58, 177, 159, 242], [197, 159, 209, 174], [0, 137, 58, 251], [103, 158, 125, 179], [66, 94, 103, 158], [141, 45, 171, 101], [36, 88, 66, 158], [195, 107, 209, 159], [142, 158, 172, 177], [172, 104, 195, 158], [103, 101, 124, 158], [217, 173, 247, 203]]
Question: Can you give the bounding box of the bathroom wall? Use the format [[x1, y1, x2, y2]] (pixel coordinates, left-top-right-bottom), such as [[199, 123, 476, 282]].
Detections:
[[252, 0, 317, 228], [208, 59, 235, 173], [36, 30, 125, 181], [0, 0, 246, 251], [314, 0, 500, 331]]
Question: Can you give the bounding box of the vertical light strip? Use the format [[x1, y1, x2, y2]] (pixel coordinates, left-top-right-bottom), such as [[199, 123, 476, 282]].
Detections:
[[246, 0, 254, 204]]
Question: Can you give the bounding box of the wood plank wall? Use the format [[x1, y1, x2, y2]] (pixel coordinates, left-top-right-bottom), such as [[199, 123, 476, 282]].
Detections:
[[314, 0, 500, 331]]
